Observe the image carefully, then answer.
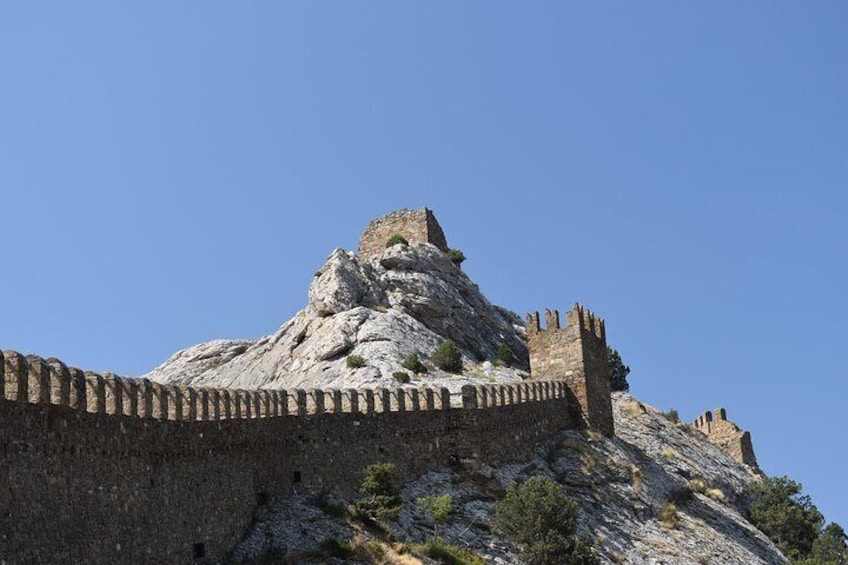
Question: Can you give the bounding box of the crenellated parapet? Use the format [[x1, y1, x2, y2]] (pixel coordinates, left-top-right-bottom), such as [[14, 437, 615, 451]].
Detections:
[[525, 303, 614, 437], [0, 346, 579, 563], [693, 408, 758, 468], [1, 349, 571, 422]]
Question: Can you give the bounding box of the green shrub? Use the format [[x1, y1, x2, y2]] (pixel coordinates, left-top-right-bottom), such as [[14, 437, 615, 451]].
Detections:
[[393, 371, 410, 384], [497, 343, 515, 367], [386, 234, 409, 248], [796, 523, 848, 565], [745, 476, 825, 560], [431, 340, 463, 373], [658, 502, 680, 528], [401, 352, 428, 374], [607, 346, 630, 392], [663, 409, 680, 424], [351, 462, 402, 525], [418, 494, 452, 539], [346, 354, 366, 369], [411, 539, 485, 565], [494, 475, 600, 565], [447, 248, 466, 265]]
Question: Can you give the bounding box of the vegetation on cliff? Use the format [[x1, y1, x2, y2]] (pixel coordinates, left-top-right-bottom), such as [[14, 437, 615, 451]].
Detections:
[[746, 475, 847, 563]]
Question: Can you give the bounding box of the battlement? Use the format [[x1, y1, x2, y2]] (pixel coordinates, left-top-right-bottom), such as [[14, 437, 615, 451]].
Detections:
[[525, 303, 614, 436], [692, 407, 758, 468], [2, 349, 572, 422], [358, 207, 448, 259], [526, 304, 606, 342], [0, 347, 579, 563]]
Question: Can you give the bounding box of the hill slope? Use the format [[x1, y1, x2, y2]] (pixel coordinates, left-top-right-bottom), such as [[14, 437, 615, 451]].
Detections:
[[146, 243, 528, 391], [230, 393, 783, 564]]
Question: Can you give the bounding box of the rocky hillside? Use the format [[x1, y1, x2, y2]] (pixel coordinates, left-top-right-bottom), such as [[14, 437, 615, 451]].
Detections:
[[147, 222, 782, 563], [229, 393, 783, 565], [146, 243, 528, 391]]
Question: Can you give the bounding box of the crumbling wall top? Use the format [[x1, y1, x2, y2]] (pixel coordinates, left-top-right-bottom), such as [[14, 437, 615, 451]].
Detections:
[[358, 208, 448, 259]]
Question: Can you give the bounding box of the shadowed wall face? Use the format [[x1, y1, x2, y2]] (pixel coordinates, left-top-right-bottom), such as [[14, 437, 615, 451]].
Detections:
[[0, 350, 575, 564], [358, 208, 448, 259], [526, 304, 615, 437]]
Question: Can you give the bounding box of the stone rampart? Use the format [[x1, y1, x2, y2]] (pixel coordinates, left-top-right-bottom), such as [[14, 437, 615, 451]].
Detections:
[[693, 408, 758, 468], [0, 349, 575, 564]]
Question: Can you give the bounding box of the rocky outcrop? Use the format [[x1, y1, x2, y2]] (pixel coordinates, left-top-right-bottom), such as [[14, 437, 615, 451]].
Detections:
[[145, 243, 528, 391]]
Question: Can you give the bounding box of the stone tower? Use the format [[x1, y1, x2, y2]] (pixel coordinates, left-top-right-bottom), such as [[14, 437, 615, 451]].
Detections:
[[693, 408, 758, 467], [358, 208, 448, 259], [526, 303, 614, 437]]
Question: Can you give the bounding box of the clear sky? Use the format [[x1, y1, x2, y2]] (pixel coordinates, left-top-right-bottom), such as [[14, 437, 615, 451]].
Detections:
[[1, 2, 845, 528]]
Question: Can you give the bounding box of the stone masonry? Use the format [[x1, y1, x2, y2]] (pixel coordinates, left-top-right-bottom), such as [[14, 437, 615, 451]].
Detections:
[[358, 207, 448, 259], [526, 303, 615, 437], [0, 349, 575, 564], [693, 408, 758, 468]]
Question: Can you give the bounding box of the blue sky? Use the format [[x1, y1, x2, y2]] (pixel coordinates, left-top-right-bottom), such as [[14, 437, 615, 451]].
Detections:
[[1, 2, 845, 527]]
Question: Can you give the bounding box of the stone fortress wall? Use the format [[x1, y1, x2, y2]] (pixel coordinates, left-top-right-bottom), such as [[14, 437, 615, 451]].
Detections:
[[357, 207, 448, 259], [0, 349, 576, 564], [693, 408, 758, 468], [526, 303, 615, 437]]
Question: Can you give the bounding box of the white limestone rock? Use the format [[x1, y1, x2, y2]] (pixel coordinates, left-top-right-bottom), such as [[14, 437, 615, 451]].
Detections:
[[144, 243, 528, 392]]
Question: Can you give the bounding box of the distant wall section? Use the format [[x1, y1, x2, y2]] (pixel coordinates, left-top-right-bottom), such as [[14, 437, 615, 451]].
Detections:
[[693, 408, 758, 468], [358, 208, 448, 259]]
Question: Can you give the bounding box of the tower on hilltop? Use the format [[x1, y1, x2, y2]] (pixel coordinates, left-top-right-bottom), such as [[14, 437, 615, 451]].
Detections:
[[526, 303, 615, 437], [358, 208, 448, 259]]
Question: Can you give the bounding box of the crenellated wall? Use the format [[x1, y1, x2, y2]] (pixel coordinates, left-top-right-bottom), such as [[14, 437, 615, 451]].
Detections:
[[693, 408, 758, 468], [526, 303, 614, 437], [0, 349, 576, 564]]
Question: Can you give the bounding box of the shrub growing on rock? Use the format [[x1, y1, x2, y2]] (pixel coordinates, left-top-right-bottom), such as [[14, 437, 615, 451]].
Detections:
[[417, 494, 452, 539], [497, 343, 515, 367], [401, 352, 428, 374], [352, 463, 402, 525], [431, 340, 463, 374], [347, 354, 366, 369], [447, 248, 466, 265], [494, 475, 599, 565], [607, 346, 630, 392], [392, 371, 410, 384], [745, 475, 824, 560], [385, 234, 409, 248]]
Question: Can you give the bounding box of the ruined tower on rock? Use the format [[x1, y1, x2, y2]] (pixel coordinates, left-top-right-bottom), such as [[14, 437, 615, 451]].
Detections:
[[693, 408, 758, 468], [358, 207, 448, 259], [526, 304, 615, 437]]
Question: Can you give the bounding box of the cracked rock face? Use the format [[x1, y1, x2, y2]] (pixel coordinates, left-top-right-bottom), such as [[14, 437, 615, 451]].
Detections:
[[145, 243, 528, 391]]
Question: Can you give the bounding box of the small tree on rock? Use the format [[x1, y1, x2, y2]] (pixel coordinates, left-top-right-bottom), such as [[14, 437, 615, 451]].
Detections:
[[431, 340, 463, 374], [494, 476, 599, 565], [607, 346, 630, 392], [497, 343, 515, 367], [417, 494, 452, 540]]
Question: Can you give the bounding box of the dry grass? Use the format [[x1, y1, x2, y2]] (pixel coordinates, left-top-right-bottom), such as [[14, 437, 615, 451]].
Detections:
[[632, 465, 645, 493], [621, 400, 647, 417], [661, 446, 680, 460], [658, 502, 680, 529], [706, 488, 726, 503], [689, 478, 708, 494]]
